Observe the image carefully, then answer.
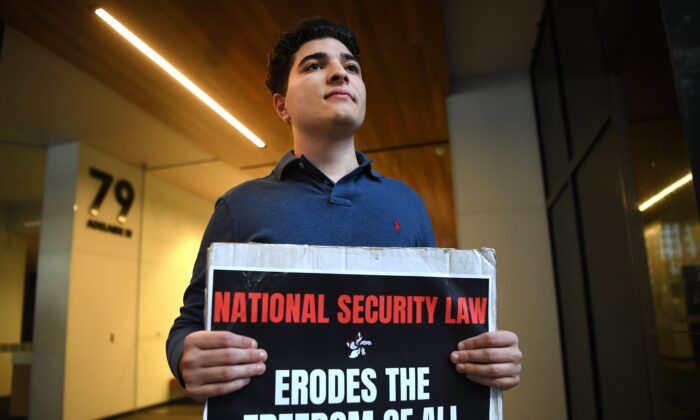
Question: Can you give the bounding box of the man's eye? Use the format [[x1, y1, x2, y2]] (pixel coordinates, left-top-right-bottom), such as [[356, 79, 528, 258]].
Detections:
[[346, 63, 360, 74], [305, 63, 322, 71]]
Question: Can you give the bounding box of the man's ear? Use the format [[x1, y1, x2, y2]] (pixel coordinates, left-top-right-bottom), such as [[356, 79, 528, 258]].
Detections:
[[273, 93, 291, 124]]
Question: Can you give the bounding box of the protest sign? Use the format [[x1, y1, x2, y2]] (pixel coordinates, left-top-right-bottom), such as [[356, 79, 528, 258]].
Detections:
[[205, 243, 501, 420]]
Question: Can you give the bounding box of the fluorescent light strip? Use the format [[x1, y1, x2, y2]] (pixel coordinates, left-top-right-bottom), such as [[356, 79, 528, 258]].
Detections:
[[95, 8, 266, 148], [639, 172, 693, 212]]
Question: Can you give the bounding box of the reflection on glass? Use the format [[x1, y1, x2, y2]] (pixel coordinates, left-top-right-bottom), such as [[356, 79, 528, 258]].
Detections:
[[634, 119, 700, 418]]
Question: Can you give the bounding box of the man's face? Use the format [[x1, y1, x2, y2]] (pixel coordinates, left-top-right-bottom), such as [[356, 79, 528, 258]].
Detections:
[[275, 37, 366, 136]]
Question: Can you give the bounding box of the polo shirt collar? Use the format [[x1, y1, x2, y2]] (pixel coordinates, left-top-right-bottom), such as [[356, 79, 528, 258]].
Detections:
[[273, 150, 383, 181], [272, 151, 298, 180]]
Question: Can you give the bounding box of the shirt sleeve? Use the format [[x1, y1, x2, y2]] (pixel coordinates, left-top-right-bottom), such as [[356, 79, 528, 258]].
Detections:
[[166, 198, 234, 386]]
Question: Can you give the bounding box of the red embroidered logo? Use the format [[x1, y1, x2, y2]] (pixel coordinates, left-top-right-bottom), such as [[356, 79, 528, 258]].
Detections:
[[394, 220, 401, 233]]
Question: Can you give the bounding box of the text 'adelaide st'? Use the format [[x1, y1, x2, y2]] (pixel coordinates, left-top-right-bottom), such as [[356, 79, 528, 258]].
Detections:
[[213, 292, 487, 325]]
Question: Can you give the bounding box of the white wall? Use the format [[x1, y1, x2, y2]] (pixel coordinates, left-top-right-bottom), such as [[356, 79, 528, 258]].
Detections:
[[29, 142, 214, 418], [447, 72, 566, 420], [137, 173, 212, 407], [64, 143, 143, 419], [0, 206, 27, 397]]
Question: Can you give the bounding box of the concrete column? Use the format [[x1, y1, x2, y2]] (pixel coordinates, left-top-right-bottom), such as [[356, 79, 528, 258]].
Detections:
[[30, 142, 142, 419], [447, 73, 567, 420]]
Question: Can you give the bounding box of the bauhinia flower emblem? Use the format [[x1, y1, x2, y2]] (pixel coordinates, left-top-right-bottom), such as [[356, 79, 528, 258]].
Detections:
[[346, 332, 372, 358]]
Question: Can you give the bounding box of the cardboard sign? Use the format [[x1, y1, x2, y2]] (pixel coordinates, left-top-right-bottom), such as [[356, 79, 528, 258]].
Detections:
[[205, 243, 501, 420]]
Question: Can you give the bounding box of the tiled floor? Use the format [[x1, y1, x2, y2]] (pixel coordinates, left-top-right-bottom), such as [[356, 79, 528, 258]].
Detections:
[[0, 397, 203, 420], [111, 399, 204, 420]]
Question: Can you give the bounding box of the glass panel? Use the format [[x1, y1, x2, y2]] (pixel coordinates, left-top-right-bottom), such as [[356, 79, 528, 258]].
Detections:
[[621, 2, 700, 416], [632, 116, 700, 418]]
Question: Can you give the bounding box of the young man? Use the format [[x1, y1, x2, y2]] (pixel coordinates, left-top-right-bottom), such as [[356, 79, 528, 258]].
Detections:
[[167, 18, 522, 403]]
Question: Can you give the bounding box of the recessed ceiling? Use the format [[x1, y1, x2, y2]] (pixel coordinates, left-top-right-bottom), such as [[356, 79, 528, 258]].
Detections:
[[0, 0, 544, 247], [0, 27, 213, 168], [443, 0, 543, 84], [0, 0, 450, 165]]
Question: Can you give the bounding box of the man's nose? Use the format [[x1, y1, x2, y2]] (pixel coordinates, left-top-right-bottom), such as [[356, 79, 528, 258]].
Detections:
[[328, 62, 349, 84]]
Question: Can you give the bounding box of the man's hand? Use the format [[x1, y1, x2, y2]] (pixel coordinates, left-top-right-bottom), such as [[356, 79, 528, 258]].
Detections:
[[450, 330, 522, 390], [179, 331, 267, 402]]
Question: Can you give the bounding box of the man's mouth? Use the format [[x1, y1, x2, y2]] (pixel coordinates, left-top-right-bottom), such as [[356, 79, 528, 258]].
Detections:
[[325, 90, 354, 101]]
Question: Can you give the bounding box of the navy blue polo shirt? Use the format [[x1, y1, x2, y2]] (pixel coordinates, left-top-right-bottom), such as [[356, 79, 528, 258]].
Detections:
[[166, 150, 435, 383]]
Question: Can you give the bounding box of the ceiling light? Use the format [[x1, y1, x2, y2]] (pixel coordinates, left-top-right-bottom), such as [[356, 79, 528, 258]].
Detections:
[[94, 8, 266, 148], [639, 172, 693, 212]]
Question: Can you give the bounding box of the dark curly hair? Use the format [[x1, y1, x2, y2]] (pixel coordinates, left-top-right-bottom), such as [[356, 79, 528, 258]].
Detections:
[[265, 17, 360, 95]]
